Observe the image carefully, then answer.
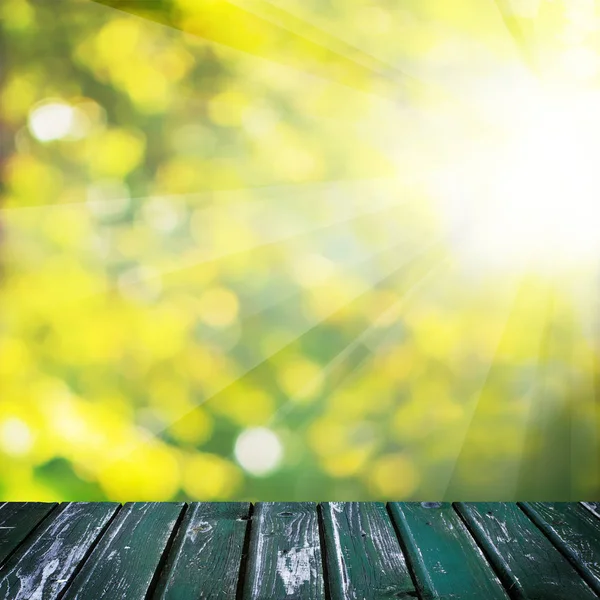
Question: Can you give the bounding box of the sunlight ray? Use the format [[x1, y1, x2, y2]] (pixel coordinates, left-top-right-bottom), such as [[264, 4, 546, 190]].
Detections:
[[89, 0, 435, 104], [0, 176, 396, 214], [258, 0, 526, 101], [566, 273, 600, 498], [273, 227, 528, 497], [1, 177, 429, 310], [493, 0, 539, 68], [441, 272, 555, 500], [128, 211, 439, 369], [176, 219, 428, 329], [159, 237, 449, 415], [94, 235, 454, 470], [267, 257, 452, 427], [514, 286, 564, 497], [512, 274, 599, 499], [227, 0, 414, 79], [266, 206, 501, 430]]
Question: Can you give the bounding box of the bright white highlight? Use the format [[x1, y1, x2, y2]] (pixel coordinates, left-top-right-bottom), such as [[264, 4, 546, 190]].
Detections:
[[28, 101, 75, 141], [487, 93, 600, 264], [432, 81, 600, 271], [28, 100, 91, 142], [234, 427, 283, 476], [0, 418, 33, 456]]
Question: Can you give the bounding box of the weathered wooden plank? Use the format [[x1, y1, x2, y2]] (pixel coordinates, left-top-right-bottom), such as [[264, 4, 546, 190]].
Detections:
[[154, 502, 250, 600], [582, 502, 600, 519], [243, 502, 324, 600], [62, 502, 184, 600], [389, 502, 509, 599], [0, 502, 119, 600], [0, 502, 57, 566], [321, 502, 416, 600], [456, 502, 598, 600], [520, 502, 600, 595]]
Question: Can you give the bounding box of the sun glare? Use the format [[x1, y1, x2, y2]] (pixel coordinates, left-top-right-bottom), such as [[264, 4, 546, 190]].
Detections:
[[432, 80, 600, 271]]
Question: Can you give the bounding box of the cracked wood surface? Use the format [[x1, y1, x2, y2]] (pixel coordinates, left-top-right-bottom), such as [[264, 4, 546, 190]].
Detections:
[[456, 502, 598, 600], [0, 502, 598, 599]]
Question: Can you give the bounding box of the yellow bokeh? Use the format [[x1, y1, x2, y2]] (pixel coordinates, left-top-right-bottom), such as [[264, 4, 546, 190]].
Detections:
[[277, 357, 323, 403], [97, 444, 181, 501], [197, 287, 240, 328], [181, 453, 242, 499], [0, 0, 598, 503], [87, 128, 145, 178], [367, 454, 420, 498]]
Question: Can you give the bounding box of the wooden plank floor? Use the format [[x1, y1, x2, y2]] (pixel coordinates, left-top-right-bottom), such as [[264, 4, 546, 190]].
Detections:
[[0, 502, 598, 599]]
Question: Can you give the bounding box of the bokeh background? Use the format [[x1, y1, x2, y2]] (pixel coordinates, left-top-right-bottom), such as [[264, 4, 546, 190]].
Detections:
[[1, 0, 599, 502]]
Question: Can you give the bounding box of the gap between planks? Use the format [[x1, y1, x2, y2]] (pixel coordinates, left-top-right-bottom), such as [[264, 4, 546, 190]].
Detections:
[[0, 502, 598, 600]]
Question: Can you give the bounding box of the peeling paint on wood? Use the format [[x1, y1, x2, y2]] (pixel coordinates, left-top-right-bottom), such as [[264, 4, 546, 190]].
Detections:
[[1, 502, 599, 599], [389, 502, 509, 599], [456, 502, 598, 600], [321, 502, 417, 600], [583, 502, 600, 519], [0, 503, 56, 567], [244, 502, 324, 600], [0, 502, 119, 600], [520, 502, 600, 595], [154, 502, 250, 600], [61, 502, 184, 600]]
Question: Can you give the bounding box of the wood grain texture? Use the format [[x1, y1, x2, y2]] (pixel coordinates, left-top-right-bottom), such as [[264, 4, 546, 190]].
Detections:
[[154, 502, 250, 600], [243, 502, 324, 600], [520, 502, 600, 595], [1, 502, 598, 599], [0, 502, 119, 600], [321, 502, 417, 600], [62, 502, 184, 600], [389, 502, 509, 600], [456, 502, 598, 600], [0, 502, 56, 567]]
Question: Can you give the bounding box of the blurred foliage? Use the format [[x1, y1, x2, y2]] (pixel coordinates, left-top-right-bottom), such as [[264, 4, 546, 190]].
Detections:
[[0, 0, 599, 502]]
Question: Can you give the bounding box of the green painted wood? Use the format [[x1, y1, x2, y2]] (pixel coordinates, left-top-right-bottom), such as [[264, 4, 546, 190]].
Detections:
[[62, 502, 184, 600], [456, 502, 598, 600], [321, 502, 417, 600], [583, 502, 600, 519], [0, 502, 598, 598], [0, 502, 57, 567], [389, 502, 509, 600], [520, 502, 600, 595], [0, 502, 119, 599], [154, 502, 250, 600], [243, 502, 324, 600]]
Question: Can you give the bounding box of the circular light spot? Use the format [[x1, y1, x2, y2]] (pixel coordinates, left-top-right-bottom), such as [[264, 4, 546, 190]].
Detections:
[[86, 179, 131, 218], [0, 417, 33, 456], [291, 253, 335, 287], [368, 453, 420, 498], [277, 358, 323, 403], [234, 427, 283, 476], [198, 287, 239, 328], [141, 197, 183, 232], [118, 266, 162, 303], [28, 101, 75, 142]]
